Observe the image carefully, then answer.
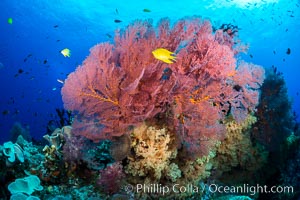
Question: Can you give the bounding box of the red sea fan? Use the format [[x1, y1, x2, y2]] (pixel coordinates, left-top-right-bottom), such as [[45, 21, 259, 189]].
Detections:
[[182, 100, 226, 157], [61, 20, 178, 141], [61, 43, 122, 115], [61, 43, 127, 140], [230, 61, 265, 122]]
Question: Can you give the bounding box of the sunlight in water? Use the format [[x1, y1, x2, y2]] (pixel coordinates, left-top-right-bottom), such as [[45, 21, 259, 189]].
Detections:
[[209, 0, 279, 9]]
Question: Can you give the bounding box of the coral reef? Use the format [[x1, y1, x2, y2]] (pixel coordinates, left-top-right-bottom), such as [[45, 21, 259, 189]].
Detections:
[[43, 126, 71, 150], [61, 17, 265, 160], [58, 16, 268, 199], [2, 17, 299, 200]]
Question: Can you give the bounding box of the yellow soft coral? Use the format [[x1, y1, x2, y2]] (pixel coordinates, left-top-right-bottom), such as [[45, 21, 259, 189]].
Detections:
[[225, 114, 257, 135], [214, 114, 268, 173], [125, 123, 177, 180]]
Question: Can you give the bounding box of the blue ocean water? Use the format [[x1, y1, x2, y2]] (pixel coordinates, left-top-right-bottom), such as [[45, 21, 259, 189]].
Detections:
[[0, 0, 299, 142]]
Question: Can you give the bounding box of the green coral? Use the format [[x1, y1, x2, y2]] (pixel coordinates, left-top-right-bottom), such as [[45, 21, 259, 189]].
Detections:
[[165, 163, 181, 182], [286, 132, 300, 146]]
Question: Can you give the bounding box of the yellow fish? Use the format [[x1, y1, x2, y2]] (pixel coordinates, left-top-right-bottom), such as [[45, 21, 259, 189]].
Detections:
[[61, 48, 71, 57], [227, 70, 236, 77], [7, 18, 13, 24], [152, 48, 176, 64]]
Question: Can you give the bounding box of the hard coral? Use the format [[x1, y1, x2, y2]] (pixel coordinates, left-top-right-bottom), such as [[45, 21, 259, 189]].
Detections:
[[2, 141, 25, 166]]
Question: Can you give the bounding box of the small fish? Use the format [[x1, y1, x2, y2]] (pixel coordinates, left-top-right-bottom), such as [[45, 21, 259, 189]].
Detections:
[[36, 97, 43, 102], [0, 62, 4, 70], [8, 97, 15, 104], [114, 19, 122, 23], [161, 67, 172, 80], [152, 48, 176, 64], [13, 109, 20, 115], [18, 69, 24, 74], [143, 8, 151, 12], [286, 48, 291, 55], [24, 54, 32, 62], [53, 25, 59, 28], [106, 33, 112, 38], [272, 65, 277, 73], [52, 87, 57, 91], [56, 39, 60, 42], [227, 70, 236, 77], [7, 18, 13, 24], [249, 54, 253, 58], [2, 110, 9, 115], [61, 48, 71, 57], [273, 50, 276, 54], [57, 79, 64, 84], [44, 59, 48, 64], [115, 9, 119, 14]]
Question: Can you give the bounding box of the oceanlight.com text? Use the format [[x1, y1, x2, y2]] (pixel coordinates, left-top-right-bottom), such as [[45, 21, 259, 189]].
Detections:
[[208, 184, 294, 196], [123, 183, 294, 196]]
